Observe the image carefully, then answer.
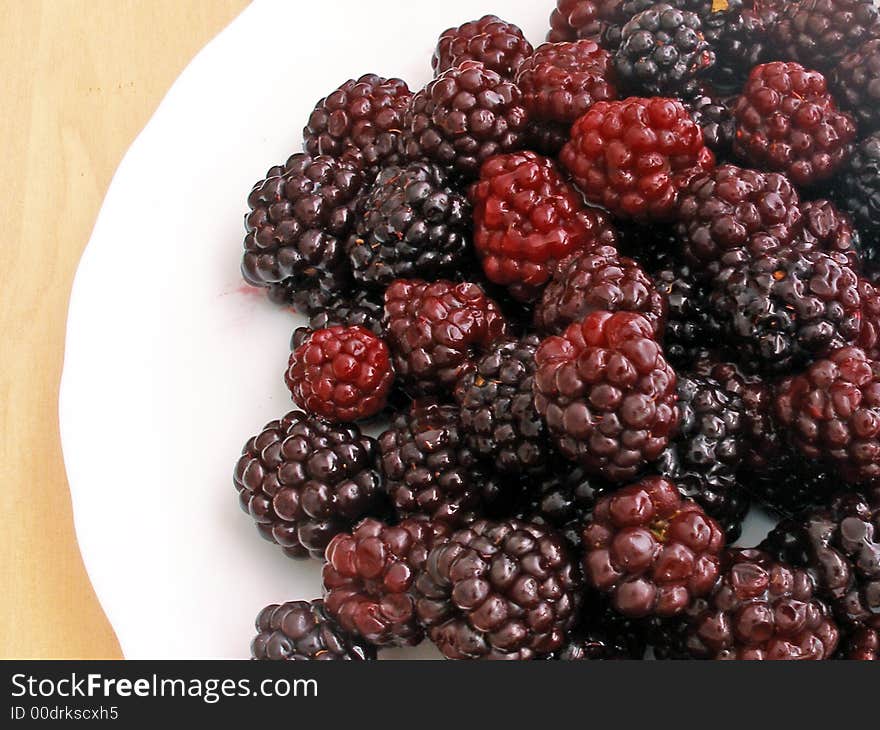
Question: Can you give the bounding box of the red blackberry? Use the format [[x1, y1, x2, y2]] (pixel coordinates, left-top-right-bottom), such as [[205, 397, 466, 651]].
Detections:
[[560, 97, 715, 221], [832, 39, 880, 134], [534, 246, 666, 337], [547, 0, 626, 43], [303, 75, 411, 180], [709, 248, 862, 374], [234, 411, 386, 559], [582, 476, 724, 617], [550, 593, 648, 659], [675, 164, 803, 277], [760, 489, 880, 659], [291, 287, 384, 341], [516, 40, 618, 125], [687, 93, 736, 160], [687, 548, 839, 659], [658, 373, 750, 542], [773, 0, 880, 73], [836, 131, 880, 241], [285, 326, 394, 423], [251, 599, 375, 660], [241, 154, 364, 302], [471, 151, 619, 302], [533, 311, 679, 481], [322, 517, 449, 647], [433, 15, 534, 80], [400, 60, 528, 181], [774, 347, 880, 485], [414, 518, 579, 659], [346, 162, 471, 288], [453, 335, 549, 476], [732, 62, 857, 188], [613, 4, 716, 98], [383, 279, 508, 396], [378, 401, 500, 525]]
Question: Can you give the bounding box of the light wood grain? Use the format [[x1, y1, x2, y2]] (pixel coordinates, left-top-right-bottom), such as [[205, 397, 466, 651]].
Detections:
[[0, 0, 248, 659]]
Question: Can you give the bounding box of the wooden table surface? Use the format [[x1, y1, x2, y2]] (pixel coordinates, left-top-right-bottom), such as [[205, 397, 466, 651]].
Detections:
[[0, 0, 248, 659]]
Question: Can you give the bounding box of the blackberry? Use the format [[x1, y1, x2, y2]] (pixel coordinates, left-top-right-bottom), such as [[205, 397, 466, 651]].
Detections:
[[658, 373, 750, 542], [290, 288, 384, 344], [383, 279, 508, 396], [433, 15, 534, 79], [615, 221, 680, 270], [709, 248, 862, 374], [858, 276, 880, 358], [471, 151, 619, 302], [453, 335, 549, 476], [251, 599, 375, 660], [378, 401, 501, 525], [702, 0, 771, 91], [534, 246, 667, 337], [241, 154, 363, 303], [613, 4, 715, 98], [732, 62, 857, 188], [303, 75, 411, 180], [742, 444, 838, 515], [774, 347, 880, 486], [687, 93, 736, 160], [234, 411, 386, 559], [547, 0, 627, 43], [836, 131, 880, 241], [525, 120, 572, 156], [675, 164, 803, 278], [414, 519, 579, 659], [799, 199, 862, 270], [400, 60, 528, 181], [346, 162, 471, 288], [832, 38, 880, 134], [322, 517, 449, 647], [582, 476, 724, 617], [773, 0, 880, 73], [687, 548, 839, 659], [760, 489, 880, 658], [534, 311, 679, 482], [550, 594, 648, 659]]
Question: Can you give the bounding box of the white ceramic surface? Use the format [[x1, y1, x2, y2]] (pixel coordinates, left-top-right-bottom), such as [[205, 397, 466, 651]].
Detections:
[[59, 0, 774, 659]]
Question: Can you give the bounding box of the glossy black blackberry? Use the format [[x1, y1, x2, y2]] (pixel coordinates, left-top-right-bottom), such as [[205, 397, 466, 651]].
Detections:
[[836, 132, 880, 242], [251, 600, 375, 660], [702, 0, 771, 91], [242, 154, 363, 303], [290, 289, 384, 350], [453, 336, 549, 476], [234, 411, 386, 559], [687, 93, 736, 160], [550, 594, 648, 660], [613, 3, 715, 98]]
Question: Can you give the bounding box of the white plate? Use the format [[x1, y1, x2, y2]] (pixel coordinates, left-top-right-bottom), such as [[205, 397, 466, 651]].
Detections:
[[59, 0, 774, 659]]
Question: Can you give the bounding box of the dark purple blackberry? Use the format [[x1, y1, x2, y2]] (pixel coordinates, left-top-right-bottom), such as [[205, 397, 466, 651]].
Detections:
[[433, 15, 534, 79], [832, 38, 880, 134], [290, 289, 384, 351], [251, 599, 375, 660], [453, 335, 549, 476], [702, 1, 771, 91], [378, 401, 501, 526], [400, 60, 528, 181], [601, 0, 716, 50], [613, 4, 715, 98], [547, 0, 628, 44], [708, 247, 862, 374], [550, 594, 647, 659], [657, 373, 750, 542], [414, 518, 580, 659], [687, 93, 736, 160], [234, 411, 386, 559], [525, 121, 572, 156], [241, 154, 363, 304], [836, 132, 880, 243], [346, 162, 471, 288], [799, 198, 862, 270]]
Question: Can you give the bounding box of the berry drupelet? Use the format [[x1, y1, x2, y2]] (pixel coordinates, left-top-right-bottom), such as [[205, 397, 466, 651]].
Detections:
[[285, 325, 394, 423], [561, 96, 715, 221], [400, 60, 528, 182], [378, 401, 497, 525], [832, 38, 880, 135], [534, 311, 679, 482], [414, 518, 579, 659], [433, 15, 533, 80], [774, 347, 880, 486], [234, 411, 385, 559], [582, 476, 724, 618], [471, 151, 619, 302], [383, 279, 508, 396], [732, 62, 857, 188], [534, 246, 666, 337], [322, 517, 449, 647], [613, 4, 715, 98], [303, 75, 411, 180], [836, 132, 880, 240], [687, 548, 839, 659], [346, 161, 471, 288], [241, 154, 363, 303], [453, 335, 549, 476], [251, 599, 375, 660]]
